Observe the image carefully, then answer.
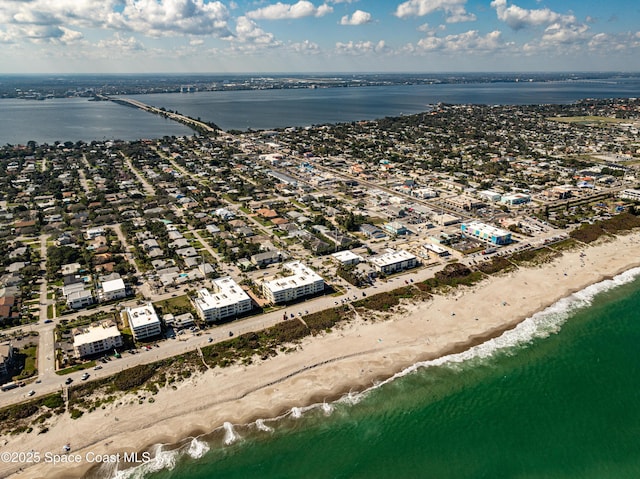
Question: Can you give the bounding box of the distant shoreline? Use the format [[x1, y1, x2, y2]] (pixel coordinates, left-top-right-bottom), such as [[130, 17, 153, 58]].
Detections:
[[2, 71, 639, 101]]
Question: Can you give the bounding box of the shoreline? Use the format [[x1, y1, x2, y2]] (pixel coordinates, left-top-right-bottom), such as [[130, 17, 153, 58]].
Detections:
[[6, 232, 640, 479]]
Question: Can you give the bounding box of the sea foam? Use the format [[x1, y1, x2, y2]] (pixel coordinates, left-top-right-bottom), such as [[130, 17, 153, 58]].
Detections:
[[371, 266, 640, 392], [223, 422, 240, 445], [112, 444, 178, 479], [187, 437, 210, 459], [108, 267, 640, 478], [255, 419, 274, 432]]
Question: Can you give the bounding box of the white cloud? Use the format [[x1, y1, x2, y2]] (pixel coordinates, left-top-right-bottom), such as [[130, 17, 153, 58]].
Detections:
[[59, 26, 84, 44], [416, 29, 505, 52], [118, 0, 231, 37], [417, 23, 446, 33], [247, 1, 332, 20], [490, 0, 575, 30], [395, 0, 476, 23], [289, 39, 321, 53], [233, 16, 279, 45], [340, 10, 372, 26], [335, 39, 386, 55], [0, 0, 233, 42], [445, 9, 476, 23], [541, 22, 588, 44], [97, 33, 144, 51]]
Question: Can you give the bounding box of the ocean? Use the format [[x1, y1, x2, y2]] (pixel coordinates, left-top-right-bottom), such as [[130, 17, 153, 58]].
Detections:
[[106, 268, 640, 479], [2, 76, 640, 145]]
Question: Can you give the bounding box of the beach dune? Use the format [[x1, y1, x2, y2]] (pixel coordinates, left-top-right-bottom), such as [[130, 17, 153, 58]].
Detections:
[[5, 232, 640, 479]]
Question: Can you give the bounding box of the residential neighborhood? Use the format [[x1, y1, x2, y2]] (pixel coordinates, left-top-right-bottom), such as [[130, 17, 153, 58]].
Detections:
[[1, 97, 640, 406]]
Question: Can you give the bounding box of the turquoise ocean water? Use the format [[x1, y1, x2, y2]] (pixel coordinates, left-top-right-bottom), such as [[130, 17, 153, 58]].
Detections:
[[105, 268, 640, 479]]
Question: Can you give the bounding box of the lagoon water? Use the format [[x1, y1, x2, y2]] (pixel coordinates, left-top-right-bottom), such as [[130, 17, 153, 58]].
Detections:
[[108, 269, 640, 479], [1, 76, 640, 145], [126, 77, 640, 132], [0, 97, 194, 145]]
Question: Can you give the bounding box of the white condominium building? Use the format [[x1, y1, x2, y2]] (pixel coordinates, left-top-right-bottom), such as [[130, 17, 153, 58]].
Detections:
[[193, 277, 252, 323], [73, 321, 123, 358], [369, 249, 418, 275], [262, 261, 325, 304], [125, 303, 162, 341]]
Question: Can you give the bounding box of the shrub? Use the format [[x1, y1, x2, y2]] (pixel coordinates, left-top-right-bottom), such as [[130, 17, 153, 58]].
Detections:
[[113, 364, 155, 391]]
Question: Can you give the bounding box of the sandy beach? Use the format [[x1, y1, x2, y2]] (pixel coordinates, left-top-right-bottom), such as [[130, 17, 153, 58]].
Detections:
[[4, 231, 640, 479]]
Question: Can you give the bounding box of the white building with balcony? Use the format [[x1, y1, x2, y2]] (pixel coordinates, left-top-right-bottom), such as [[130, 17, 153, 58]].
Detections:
[[369, 249, 418, 275], [125, 303, 162, 341], [262, 261, 325, 304], [193, 277, 252, 323], [73, 321, 123, 358]]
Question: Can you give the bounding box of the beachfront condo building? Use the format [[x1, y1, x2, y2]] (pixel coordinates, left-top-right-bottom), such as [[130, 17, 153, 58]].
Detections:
[[369, 249, 418, 275], [193, 277, 252, 323], [461, 221, 512, 245], [125, 303, 162, 341], [73, 321, 123, 358], [262, 261, 325, 304]]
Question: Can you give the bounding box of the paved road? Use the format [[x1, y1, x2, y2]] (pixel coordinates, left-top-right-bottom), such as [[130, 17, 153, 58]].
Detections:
[[109, 223, 142, 276], [0, 256, 446, 407], [121, 152, 156, 197]]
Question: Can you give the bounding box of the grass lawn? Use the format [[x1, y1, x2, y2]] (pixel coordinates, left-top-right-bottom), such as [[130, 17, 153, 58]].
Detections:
[[153, 295, 194, 315], [56, 361, 96, 375], [17, 345, 38, 379]]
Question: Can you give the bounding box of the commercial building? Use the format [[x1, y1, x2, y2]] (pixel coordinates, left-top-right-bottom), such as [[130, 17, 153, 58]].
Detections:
[[383, 221, 408, 235], [461, 221, 512, 245], [125, 303, 162, 341], [359, 224, 386, 239], [442, 195, 485, 210], [262, 261, 325, 304], [369, 249, 418, 275], [619, 189, 640, 201], [72, 321, 123, 358], [478, 190, 502, 202], [422, 243, 451, 258], [501, 193, 531, 206], [433, 213, 461, 226], [412, 187, 438, 199], [193, 277, 252, 323]]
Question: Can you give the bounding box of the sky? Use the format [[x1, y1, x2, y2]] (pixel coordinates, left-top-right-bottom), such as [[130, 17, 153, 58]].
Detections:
[[0, 0, 639, 74]]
